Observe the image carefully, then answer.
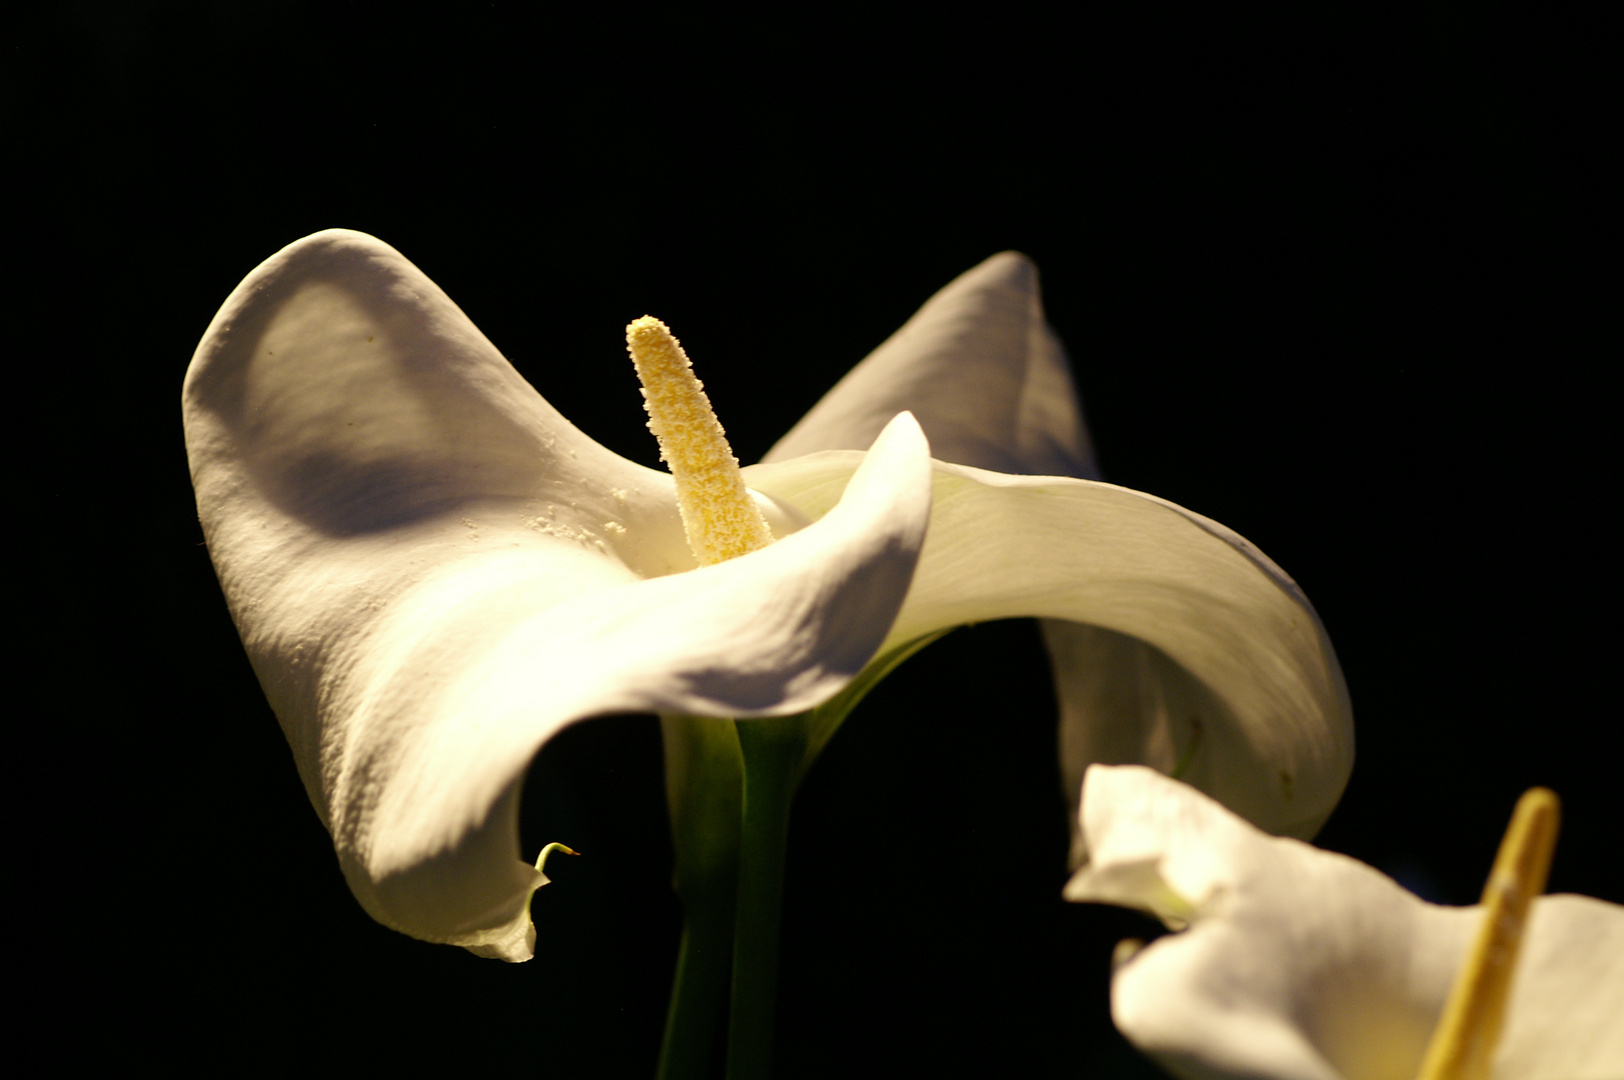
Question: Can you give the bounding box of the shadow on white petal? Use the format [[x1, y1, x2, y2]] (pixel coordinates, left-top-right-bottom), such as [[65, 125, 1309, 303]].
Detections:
[[765, 251, 1097, 479], [334, 415, 933, 955]]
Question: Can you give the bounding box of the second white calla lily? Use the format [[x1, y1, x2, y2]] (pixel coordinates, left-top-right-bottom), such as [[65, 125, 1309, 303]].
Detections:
[[184, 230, 1353, 960], [1066, 765, 1624, 1080]]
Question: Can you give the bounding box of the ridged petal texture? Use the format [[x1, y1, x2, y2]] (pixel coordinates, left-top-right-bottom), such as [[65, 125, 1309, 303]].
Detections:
[[1066, 765, 1624, 1080]]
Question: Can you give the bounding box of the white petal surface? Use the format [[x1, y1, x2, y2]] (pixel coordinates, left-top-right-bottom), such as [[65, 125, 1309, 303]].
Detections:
[[764, 251, 1097, 479], [1065, 765, 1624, 1080], [758, 250, 1346, 846], [184, 230, 933, 958], [747, 458, 1352, 844]]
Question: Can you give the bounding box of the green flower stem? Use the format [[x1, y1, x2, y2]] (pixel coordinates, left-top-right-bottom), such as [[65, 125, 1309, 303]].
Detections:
[[726, 718, 808, 1080], [657, 640, 943, 1078], [660, 885, 737, 1080], [659, 716, 744, 1080]]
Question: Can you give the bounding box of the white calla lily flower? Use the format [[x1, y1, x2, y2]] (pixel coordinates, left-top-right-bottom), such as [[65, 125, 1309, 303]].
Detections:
[[1065, 764, 1624, 1080], [184, 230, 1352, 962]]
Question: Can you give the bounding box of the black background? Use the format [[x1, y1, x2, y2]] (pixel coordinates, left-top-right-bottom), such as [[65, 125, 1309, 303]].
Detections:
[[18, 3, 1610, 1076]]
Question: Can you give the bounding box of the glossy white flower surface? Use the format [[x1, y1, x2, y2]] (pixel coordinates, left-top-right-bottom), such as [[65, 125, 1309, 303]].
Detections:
[[184, 231, 1352, 960], [1065, 765, 1624, 1080]]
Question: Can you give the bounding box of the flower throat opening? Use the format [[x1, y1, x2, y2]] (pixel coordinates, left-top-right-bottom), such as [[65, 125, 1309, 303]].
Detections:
[[626, 316, 774, 566]]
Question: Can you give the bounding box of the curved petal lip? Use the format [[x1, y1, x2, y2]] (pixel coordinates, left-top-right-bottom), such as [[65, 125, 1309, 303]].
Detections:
[[758, 245, 1351, 851], [750, 453, 1353, 844], [342, 415, 931, 954]]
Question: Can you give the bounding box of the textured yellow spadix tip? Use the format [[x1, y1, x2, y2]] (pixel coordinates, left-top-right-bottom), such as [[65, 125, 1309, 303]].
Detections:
[[1416, 787, 1560, 1080], [626, 316, 773, 566]]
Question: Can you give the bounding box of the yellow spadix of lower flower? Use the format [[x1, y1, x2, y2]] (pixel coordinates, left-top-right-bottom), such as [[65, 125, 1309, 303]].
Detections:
[[1416, 787, 1561, 1080], [627, 316, 774, 565]]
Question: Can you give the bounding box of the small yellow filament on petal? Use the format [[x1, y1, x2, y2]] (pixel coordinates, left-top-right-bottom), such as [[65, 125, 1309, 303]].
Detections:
[[534, 842, 581, 875], [1416, 787, 1560, 1080], [626, 316, 773, 565]]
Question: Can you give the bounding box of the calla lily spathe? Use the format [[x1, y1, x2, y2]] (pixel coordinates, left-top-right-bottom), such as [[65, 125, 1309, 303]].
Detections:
[[184, 230, 1352, 960], [1065, 765, 1624, 1080]]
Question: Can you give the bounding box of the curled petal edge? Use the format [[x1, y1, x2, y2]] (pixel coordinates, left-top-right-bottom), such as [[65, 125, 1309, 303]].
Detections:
[[746, 457, 1353, 848], [333, 413, 934, 959]]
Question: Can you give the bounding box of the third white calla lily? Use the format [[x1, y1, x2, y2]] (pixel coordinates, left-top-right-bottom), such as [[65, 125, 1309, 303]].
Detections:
[[184, 230, 1353, 961]]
